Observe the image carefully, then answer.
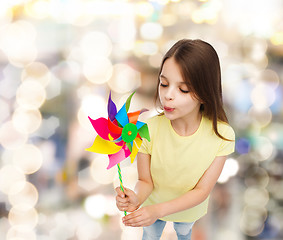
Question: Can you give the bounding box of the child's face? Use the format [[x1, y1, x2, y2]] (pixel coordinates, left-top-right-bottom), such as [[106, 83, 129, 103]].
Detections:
[[158, 57, 201, 122]]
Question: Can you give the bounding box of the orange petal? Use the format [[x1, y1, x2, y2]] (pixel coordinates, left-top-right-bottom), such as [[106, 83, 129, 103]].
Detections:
[[127, 111, 140, 125]]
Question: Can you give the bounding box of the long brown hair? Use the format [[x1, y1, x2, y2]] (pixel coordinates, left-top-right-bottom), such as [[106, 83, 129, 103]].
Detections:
[[155, 39, 230, 140]]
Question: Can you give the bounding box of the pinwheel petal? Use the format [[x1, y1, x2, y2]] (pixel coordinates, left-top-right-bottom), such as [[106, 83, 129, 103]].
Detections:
[[107, 145, 131, 169], [136, 121, 145, 129], [125, 92, 135, 112], [108, 118, 123, 135], [127, 110, 140, 125], [88, 117, 112, 140], [86, 135, 122, 154], [115, 104, 129, 127], [113, 136, 123, 143], [130, 138, 143, 163], [138, 124, 150, 141], [140, 108, 149, 114], [126, 142, 132, 152], [108, 92, 117, 121]]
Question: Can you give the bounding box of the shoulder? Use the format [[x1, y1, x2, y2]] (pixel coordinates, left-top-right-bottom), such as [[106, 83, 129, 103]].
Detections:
[[202, 117, 235, 140], [217, 121, 235, 140], [144, 114, 167, 140]]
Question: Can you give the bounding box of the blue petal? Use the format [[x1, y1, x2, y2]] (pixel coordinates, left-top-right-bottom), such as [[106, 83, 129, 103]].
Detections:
[[136, 121, 145, 129], [113, 136, 123, 142], [115, 104, 129, 127]]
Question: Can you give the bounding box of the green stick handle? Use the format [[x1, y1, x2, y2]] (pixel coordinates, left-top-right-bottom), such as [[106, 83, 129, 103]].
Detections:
[[117, 163, 127, 216]]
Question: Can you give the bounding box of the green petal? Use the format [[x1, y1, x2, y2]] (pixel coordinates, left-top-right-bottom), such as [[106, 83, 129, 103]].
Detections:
[[125, 91, 135, 112], [126, 142, 132, 152], [138, 124, 150, 142]]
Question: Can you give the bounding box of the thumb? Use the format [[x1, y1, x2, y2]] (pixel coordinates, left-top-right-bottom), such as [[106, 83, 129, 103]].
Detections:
[[123, 188, 135, 197], [115, 187, 125, 198]]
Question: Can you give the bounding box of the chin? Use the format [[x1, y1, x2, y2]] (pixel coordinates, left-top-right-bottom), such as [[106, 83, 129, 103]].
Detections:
[[164, 112, 177, 121]]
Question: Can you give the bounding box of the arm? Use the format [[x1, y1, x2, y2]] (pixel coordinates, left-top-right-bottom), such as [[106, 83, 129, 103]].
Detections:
[[115, 152, 153, 212], [123, 155, 227, 227], [134, 152, 154, 206], [157, 155, 226, 217]]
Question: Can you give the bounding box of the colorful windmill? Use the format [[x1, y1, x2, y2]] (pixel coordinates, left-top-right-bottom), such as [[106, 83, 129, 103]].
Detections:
[[86, 92, 150, 215]]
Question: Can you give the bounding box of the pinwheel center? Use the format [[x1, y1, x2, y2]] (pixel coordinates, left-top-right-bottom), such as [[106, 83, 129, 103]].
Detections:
[[122, 123, 138, 143]]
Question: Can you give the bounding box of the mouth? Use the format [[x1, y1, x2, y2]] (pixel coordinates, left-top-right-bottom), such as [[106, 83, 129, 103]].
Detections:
[[164, 106, 175, 112]]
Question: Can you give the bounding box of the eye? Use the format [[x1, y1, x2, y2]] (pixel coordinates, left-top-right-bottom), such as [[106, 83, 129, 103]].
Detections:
[[160, 82, 168, 87], [180, 88, 189, 93]]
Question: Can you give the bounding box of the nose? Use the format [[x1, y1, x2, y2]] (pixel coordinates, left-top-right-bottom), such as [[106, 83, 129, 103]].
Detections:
[[164, 87, 174, 101]]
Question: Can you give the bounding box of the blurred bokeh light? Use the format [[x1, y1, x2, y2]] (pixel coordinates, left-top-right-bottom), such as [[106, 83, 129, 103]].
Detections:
[[0, 0, 283, 240]]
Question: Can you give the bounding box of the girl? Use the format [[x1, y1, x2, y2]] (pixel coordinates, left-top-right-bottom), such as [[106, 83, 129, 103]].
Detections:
[[115, 39, 235, 240]]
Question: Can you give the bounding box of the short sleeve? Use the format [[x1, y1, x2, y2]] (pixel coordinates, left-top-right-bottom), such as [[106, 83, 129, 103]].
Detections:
[[139, 138, 152, 155], [216, 125, 235, 156]]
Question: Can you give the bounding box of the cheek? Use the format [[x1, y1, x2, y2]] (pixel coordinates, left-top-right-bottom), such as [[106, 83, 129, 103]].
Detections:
[[180, 94, 189, 102], [180, 95, 196, 107]]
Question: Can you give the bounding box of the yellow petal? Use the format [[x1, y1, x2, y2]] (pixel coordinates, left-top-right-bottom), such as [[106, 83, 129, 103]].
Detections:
[[130, 138, 143, 163], [85, 135, 121, 154]]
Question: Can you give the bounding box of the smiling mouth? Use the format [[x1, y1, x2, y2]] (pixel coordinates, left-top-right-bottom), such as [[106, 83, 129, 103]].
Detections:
[[164, 106, 175, 112]]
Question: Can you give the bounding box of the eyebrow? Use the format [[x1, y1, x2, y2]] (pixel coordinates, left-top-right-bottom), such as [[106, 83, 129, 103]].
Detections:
[[159, 74, 186, 84], [159, 74, 167, 79]]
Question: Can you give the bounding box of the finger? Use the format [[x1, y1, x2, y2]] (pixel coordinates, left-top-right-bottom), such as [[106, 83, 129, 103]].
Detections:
[[124, 215, 154, 228], [116, 195, 128, 204], [128, 221, 146, 227], [115, 187, 125, 198], [116, 202, 129, 209], [116, 202, 128, 208], [123, 209, 142, 222], [116, 199, 130, 209], [123, 215, 145, 227], [117, 206, 128, 212]]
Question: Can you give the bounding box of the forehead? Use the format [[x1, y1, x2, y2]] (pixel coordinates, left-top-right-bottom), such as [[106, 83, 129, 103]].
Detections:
[[160, 58, 186, 83]]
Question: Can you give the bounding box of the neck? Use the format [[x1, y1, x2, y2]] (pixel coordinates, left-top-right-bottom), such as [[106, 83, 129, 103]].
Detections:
[[171, 112, 202, 136]]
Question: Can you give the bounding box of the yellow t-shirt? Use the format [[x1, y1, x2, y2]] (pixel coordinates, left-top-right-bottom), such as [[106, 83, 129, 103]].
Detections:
[[139, 114, 235, 222]]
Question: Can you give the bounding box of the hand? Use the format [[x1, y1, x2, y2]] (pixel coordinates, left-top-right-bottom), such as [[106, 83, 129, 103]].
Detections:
[[122, 205, 160, 227], [115, 187, 140, 213]]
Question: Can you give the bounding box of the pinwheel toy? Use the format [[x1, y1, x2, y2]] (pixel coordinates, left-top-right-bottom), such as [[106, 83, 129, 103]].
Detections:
[[86, 92, 150, 216]]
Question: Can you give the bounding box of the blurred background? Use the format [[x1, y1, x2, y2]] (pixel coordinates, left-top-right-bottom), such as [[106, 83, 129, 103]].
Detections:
[[0, 0, 283, 239]]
